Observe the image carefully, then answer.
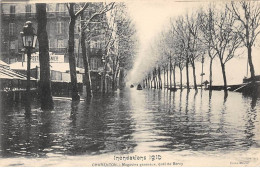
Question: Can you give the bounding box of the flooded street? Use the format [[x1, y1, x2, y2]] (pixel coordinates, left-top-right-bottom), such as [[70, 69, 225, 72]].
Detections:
[[1, 88, 260, 164]]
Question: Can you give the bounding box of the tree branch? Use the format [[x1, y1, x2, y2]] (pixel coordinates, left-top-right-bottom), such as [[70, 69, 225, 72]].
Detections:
[[82, 2, 115, 31], [75, 3, 89, 17]]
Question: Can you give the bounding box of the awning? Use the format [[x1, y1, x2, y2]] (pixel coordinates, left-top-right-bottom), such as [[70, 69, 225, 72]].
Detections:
[[10, 62, 85, 74], [0, 67, 36, 81], [0, 60, 10, 69], [9, 62, 39, 70], [0, 72, 14, 79]]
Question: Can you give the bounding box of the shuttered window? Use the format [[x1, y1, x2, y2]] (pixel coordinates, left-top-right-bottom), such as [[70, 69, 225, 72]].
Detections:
[[9, 23, 15, 35], [25, 5, 31, 13], [57, 39, 64, 48], [10, 5, 15, 14], [56, 22, 64, 34]]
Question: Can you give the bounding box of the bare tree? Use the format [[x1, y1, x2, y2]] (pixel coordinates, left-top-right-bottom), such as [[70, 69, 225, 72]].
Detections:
[[209, 6, 242, 94], [176, 50, 185, 90], [198, 6, 218, 90], [157, 32, 170, 89], [66, 3, 88, 101], [167, 21, 186, 90], [174, 17, 191, 90], [113, 3, 138, 90], [228, 1, 260, 80], [161, 29, 173, 90], [80, 2, 115, 97], [187, 13, 204, 90]]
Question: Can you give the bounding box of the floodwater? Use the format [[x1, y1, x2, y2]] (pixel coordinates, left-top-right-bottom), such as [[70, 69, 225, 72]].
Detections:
[[0, 88, 260, 165]]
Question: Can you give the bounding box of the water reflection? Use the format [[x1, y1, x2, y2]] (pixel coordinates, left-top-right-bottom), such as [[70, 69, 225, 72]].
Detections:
[[0, 88, 259, 158]]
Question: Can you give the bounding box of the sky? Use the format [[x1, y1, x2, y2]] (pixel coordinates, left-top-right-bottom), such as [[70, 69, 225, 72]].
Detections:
[[125, 0, 260, 86]]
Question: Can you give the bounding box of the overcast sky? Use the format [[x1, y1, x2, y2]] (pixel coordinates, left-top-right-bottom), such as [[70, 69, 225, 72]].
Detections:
[[125, 0, 260, 85]]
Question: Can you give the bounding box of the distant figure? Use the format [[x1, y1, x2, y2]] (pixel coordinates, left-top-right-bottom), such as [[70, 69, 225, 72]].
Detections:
[[204, 80, 209, 89], [137, 84, 142, 90]]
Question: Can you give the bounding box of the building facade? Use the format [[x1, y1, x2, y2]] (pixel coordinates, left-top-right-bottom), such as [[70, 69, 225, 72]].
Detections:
[[1, 2, 118, 92]]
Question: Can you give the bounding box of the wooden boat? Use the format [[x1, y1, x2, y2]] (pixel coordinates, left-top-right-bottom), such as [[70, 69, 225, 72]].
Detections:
[[137, 84, 143, 90]]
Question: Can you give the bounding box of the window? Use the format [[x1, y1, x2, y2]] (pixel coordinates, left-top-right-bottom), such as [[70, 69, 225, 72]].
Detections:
[[47, 4, 55, 12], [57, 4, 64, 12], [90, 41, 95, 49], [9, 23, 15, 36], [25, 5, 31, 13], [10, 5, 15, 14], [56, 22, 64, 34], [97, 41, 102, 49], [10, 41, 16, 49], [90, 58, 98, 70], [49, 39, 56, 50], [57, 40, 64, 48], [93, 42, 97, 48]]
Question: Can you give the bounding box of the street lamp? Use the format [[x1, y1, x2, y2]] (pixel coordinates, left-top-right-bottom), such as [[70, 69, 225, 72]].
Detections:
[[20, 48, 25, 67], [20, 21, 37, 93]]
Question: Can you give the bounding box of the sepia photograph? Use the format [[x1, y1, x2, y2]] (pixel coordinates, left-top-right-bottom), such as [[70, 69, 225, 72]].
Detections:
[[0, 0, 260, 167]]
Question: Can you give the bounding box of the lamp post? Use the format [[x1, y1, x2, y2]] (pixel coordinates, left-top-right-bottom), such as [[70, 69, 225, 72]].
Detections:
[[20, 21, 37, 93], [20, 48, 25, 67]]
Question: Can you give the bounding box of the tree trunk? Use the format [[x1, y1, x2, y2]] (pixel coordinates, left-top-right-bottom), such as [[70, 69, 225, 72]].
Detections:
[[156, 70, 158, 89], [180, 67, 183, 90], [147, 75, 149, 88], [153, 70, 156, 88], [111, 59, 116, 91], [148, 76, 150, 88], [36, 3, 54, 110], [118, 67, 123, 89], [166, 64, 169, 89], [112, 63, 117, 91], [104, 61, 107, 93], [209, 58, 213, 91], [247, 45, 255, 80], [186, 57, 189, 89], [81, 17, 93, 98], [146, 77, 148, 88], [82, 39, 93, 98], [154, 69, 157, 89], [191, 61, 197, 90], [158, 66, 162, 89], [150, 73, 153, 88], [114, 66, 120, 90], [112, 76, 116, 90], [68, 6, 80, 101], [220, 61, 228, 93], [173, 64, 176, 89], [163, 67, 166, 89], [170, 62, 172, 89]]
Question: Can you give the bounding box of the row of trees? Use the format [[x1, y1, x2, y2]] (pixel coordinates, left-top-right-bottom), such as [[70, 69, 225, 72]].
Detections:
[[35, 2, 138, 110], [142, 1, 260, 96]]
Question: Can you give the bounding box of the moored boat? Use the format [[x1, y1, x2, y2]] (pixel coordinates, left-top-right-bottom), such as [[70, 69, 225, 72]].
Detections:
[[137, 84, 142, 90]]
